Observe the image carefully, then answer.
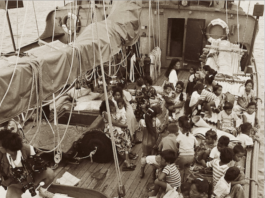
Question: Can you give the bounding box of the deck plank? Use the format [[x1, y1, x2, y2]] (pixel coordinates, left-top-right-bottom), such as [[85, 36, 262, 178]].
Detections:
[[24, 70, 192, 197]]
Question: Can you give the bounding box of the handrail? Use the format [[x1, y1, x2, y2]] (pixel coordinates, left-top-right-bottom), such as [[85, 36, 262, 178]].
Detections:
[[250, 56, 261, 198]]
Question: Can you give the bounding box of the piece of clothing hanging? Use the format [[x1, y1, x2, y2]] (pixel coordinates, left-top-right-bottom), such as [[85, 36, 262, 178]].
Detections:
[[130, 54, 136, 82]]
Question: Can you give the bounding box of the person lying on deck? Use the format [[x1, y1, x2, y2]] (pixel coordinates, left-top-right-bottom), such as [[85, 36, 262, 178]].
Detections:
[[0, 130, 55, 198]]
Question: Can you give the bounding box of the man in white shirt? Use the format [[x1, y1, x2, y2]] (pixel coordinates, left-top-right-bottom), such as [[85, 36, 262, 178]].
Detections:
[[0, 130, 55, 198]]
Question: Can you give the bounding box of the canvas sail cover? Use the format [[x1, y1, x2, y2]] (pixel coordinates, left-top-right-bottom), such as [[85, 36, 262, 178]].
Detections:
[[0, 0, 141, 124]]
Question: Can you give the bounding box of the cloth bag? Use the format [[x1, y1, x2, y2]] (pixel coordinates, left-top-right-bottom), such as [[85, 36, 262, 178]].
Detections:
[[163, 187, 180, 198]]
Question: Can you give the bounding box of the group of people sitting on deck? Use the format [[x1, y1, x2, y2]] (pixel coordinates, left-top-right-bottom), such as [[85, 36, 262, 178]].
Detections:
[[0, 120, 55, 198], [97, 57, 260, 198]]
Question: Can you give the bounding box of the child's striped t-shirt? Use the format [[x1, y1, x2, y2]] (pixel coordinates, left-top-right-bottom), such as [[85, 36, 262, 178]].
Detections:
[[206, 159, 229, 187], [162, 164, 181, 188]]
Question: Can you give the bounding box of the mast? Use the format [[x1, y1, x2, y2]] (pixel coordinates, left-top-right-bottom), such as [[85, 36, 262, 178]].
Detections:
[[244, 3, 264, 73], [6, 10, 16, 52]]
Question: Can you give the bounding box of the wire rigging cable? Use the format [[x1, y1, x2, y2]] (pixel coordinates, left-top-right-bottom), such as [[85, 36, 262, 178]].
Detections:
[[0, 1, 9, 56], [0, 1, 29, 108]]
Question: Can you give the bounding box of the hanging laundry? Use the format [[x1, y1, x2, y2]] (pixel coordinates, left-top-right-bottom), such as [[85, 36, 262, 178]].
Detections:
[[149, 47, 162, 83], [130, 54, 136, 82]]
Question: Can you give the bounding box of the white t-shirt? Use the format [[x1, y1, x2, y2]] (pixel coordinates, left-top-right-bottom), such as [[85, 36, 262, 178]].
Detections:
[[176, 133, 198, 156], [189, 91, 200, 107], [213, 176, 231, 198], [116, 107, 127, 125], [189, 74, 195, 82], [237, 133, 253, 148], [169, 70, 178, 87], [243, 112, 255, 126], [6, 145, 35, 168], [217, 110, 239, 128], [209, 146, 220, 160]]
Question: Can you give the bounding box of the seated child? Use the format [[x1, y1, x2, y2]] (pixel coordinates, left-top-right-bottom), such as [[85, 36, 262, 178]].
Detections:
[[209, 136, 230, 161], [217, 102, 239, 136], [242, 102, 260, 130], [229, 144, 245, 169], [182, 178, 210, 198], [167, 81, 186, 121], [195, 129, 217, 166], [143, 75, 157, 100], [233, 79, 256, 115], [236, 123, 254, 149], [213, 167, 242, 198], [209, 84, 225, 114], [140, 123, 178, 180], [116, 98, 127, 125], [148, 150, 181, 196], [206, 148, 234, 187]]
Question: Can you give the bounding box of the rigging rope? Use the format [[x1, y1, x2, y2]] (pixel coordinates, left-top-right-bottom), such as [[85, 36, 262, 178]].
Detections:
[[92, 0, 123, 188], [0, 1, 29, 108], [0, 1, 9, 56], [16, 0, 18, 49]]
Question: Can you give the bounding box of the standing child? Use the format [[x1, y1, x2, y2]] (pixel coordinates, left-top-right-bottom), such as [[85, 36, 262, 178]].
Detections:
[[209, 136, 230, 161], [165, 59, 180, 87], [186, 67, 197, 98], [242, 102, 260, 130], [148, 150, 181, 197], [217, 102, 239, 135], [175, 116, 198, 182], [206, 148, 234, 187], [140, 123, 179, 180], [195, 129, 217, 166]]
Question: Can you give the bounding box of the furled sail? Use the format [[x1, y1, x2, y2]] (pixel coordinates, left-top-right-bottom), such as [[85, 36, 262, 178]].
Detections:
[[0, 0, 141, 124]]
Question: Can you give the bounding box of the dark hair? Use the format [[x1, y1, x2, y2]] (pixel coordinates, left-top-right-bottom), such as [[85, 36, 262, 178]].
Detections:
[[205, 129, 217, 141], [176, 81, 185, 101], [224, 167, 240, 182], [136, 77, 144, 87], [160, 149, 176, 164], [245, 79, 254, 89], [223, 101, 233, 110], [167, 123, 179, 134], [247, 101, 257, 108], [218, 136, 230, 147], [240, 123, 252, 134], [205, 74, 215, 85], [145, 105, 162, 137], [233, 144, 245, 155], [220, 147, 234, 164], [203, 65, 211, 72], [117, 78, 127, 89], [181, 182, 191, 193], [190, 67, 197, 73], [163, 83, 175, 91], [213, 84, 222, 93], [193, 83, 204, 92], [0, 130, 23, 152], [116, 98, 126, 110], [99, 100, 116, 115], [191, 178, 209, 194], [165, 59, 180, 78], [178, 116, 191, 136], [144, 75, 153, 86], [112, 86, 123, 99]]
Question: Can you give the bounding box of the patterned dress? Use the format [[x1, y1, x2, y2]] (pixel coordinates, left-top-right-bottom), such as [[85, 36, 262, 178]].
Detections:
[[102, 111, 132, 156]]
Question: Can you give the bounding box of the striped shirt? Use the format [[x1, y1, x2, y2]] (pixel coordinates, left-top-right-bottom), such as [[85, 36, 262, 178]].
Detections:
[[162, 164, 181, 188], [199, 89, 217, 102], [206, 159, 229, 187]]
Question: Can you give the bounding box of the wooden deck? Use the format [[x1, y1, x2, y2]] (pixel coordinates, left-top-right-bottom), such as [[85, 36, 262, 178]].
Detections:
[[25, 70, 190, 198]]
